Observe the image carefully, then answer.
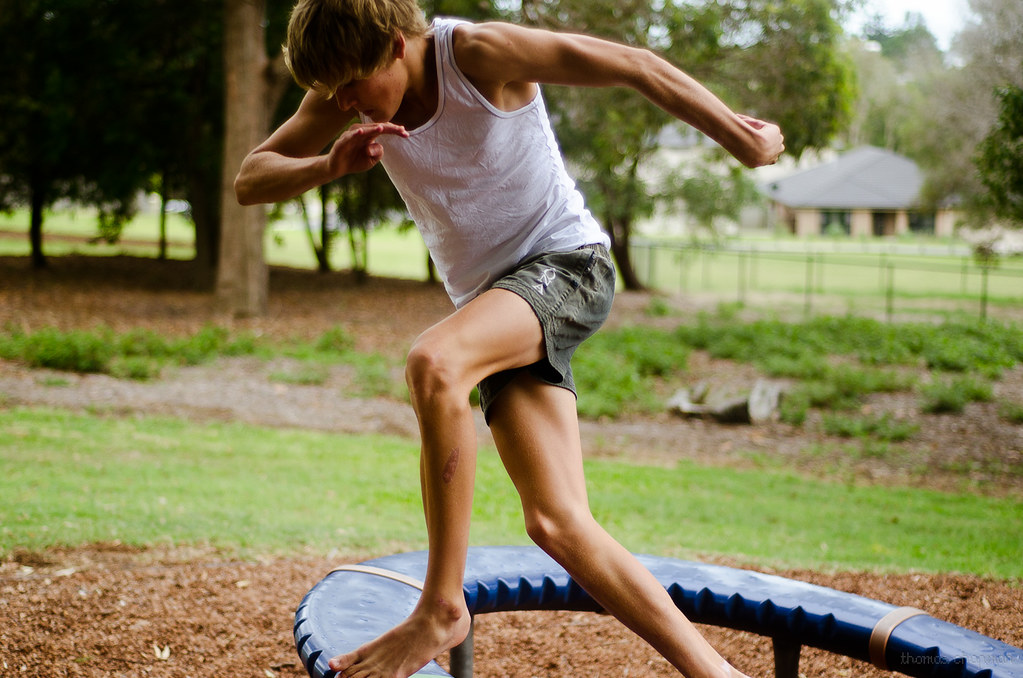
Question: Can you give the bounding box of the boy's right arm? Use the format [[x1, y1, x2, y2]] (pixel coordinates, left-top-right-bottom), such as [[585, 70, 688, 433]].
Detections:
[[234, 91, 407, 206], [454, 23, 783, 169]]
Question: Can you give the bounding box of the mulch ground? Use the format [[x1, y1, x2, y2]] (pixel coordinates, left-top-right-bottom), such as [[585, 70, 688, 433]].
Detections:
[[1, 255, 1021, 677], [2, 545, 1020, 678]]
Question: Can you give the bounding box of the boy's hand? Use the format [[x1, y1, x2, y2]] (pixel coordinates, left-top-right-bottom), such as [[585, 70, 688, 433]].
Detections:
[[736, 114, 785, 168], [327, 122, 409, 177]]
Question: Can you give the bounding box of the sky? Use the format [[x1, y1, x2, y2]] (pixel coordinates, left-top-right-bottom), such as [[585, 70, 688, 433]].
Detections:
[[846, 0, 973, 51]]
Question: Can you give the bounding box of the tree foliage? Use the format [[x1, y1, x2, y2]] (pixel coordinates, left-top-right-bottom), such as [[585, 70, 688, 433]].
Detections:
[[974, 85, 1023, 225], [1, 0, 857, 299], [516, 0, 854, 289], [864, 0, 1023, 213], [711, 0, 856, 159], [844, 12, 946, 155], [0, 0, 228, 270]]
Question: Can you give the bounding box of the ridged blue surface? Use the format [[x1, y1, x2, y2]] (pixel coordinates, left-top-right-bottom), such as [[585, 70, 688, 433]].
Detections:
[[294, 546, 1023, 678]]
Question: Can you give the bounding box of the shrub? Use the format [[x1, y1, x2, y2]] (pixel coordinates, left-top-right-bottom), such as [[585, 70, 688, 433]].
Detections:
[[316, 325, 356, 354], [117, 328, 174, 358], [22, 327, 114, 373], [109, 356, 161, 381], [269, 367, 329, 386], [821, 412, 919, 442], [920, 375, 994, 414], [998, 400, 1023, 424], [779, 389, 810, 426]]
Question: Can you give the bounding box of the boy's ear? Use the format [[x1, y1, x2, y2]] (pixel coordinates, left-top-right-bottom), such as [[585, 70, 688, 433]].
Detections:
[[392, 32, 407, 59]]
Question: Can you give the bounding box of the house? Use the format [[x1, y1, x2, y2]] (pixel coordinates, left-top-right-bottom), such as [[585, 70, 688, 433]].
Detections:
[[761, 146, 957, 238]]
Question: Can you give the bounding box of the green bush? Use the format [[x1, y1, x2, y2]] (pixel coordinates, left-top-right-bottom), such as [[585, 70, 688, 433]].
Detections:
[[574, 326, 683, 418], [116, 328, 174, 358], [821, 412, 919, 442], [352, 356, 406, 399], [998, 400, 1023, 424], [22, 327, 114, 373], [920, 375, 994, 414], [269, 367, 329, 386], [316, 325, 356, 354], [779, 389, 810, 426], [109, 356, 161, 381], [644, 297, 672, 317], [0, 324, 263, 380], [605, 326, 690, 377], [758, 353, 828, 380]]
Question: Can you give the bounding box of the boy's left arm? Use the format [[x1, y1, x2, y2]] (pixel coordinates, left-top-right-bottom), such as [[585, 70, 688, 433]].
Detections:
[[456, 22, 784, 168]]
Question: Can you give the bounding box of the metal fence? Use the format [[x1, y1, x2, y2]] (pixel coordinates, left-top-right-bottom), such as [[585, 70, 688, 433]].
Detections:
[[630, 238, 1023, 322]]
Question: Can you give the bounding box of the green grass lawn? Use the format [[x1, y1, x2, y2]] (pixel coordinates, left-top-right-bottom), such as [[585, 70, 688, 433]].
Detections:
[[0, 207, 432, 279], [2, 407, 1019, 578], [0, 207, 196, 260], [5, 207, 1022, 317], [637, 239, 1023, 319]]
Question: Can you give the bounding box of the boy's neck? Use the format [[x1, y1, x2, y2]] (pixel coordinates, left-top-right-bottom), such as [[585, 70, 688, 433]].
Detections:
[[393, 34, 437, 130]]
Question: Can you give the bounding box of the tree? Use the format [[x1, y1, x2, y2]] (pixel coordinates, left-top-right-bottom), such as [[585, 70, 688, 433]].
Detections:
[[0, 0, 230, 275], [333, 165, 414, 281], [844, 14, 947, 154], [132, 0, 226, 282], [662, 159, 762, 234], [903, 0, 1023, 210], [218, 0, 270, 316], [862, 11, 944, 69], [711, 0, 856, 159], [0, 0, 161, 268], [517, 0, 854, 289], [974, 85, 1023, 225], [519, 0, 684, 289], [217, 0, 293, 316]]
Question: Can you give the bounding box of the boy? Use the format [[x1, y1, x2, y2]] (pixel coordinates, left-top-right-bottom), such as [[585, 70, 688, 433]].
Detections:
[[235, 1, 784, 676]]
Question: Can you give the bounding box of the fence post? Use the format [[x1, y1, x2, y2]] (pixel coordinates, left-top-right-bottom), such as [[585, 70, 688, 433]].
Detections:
[[738, 251, 748, 306], [804, 255, 814, 316], [980, 264, 989, 321], [647, 242, 656, 289], [885, 263, 895, 322], [702, 247, 711, 290]]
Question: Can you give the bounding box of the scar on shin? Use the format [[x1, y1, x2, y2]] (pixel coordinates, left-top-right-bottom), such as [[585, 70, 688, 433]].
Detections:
[[442, 447, 459, 484]]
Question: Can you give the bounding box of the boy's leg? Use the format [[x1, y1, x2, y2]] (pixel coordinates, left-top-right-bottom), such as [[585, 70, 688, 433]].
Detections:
[[329, 288, 547, 678], [488, 374, 751, 678]]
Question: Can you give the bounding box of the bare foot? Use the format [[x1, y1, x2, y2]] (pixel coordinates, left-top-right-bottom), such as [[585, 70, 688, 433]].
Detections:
[[328, 596, 470, 678]]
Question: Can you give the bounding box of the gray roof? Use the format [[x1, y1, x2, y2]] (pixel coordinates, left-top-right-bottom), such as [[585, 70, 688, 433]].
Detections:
[[763, 147, 923, 210]]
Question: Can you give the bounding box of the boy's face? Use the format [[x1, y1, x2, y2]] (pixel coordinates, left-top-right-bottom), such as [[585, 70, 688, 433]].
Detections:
[[332, 59, 406, 123], [330, 33, 410, 124]]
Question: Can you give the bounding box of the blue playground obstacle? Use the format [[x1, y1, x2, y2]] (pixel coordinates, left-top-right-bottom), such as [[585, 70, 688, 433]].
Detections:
[[294, 546, 1023, 678]]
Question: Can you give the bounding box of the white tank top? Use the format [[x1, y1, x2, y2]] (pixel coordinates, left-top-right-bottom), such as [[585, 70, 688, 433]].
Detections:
[[375, 18, 609, 308]]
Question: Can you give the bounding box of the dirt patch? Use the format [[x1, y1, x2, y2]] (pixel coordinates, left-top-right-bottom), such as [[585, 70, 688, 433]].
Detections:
[[1, 255, 1022, 677]]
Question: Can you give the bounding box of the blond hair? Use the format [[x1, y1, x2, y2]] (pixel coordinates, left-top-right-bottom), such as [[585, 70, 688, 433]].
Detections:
[[285, 0, 429, 96]]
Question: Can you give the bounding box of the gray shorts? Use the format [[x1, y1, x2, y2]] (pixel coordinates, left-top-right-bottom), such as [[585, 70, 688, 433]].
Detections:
[[477, 244, 616, 421]]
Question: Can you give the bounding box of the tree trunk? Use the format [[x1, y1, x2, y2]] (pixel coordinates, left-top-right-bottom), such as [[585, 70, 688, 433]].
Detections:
[[216, 0, 269, 317], [607, 215, 645, 291], [29, 185, 46, 270], [317, 185, 332, 272], [189, 174, 220, 290], [158, 175, 168, 261]]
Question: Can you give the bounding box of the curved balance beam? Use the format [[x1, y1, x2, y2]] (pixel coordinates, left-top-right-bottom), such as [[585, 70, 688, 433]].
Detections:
[[294, 546, 1023, 678]]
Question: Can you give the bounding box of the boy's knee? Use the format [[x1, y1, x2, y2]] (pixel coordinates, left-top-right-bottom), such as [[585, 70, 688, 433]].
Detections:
[[523, 506, 592, 558], [405, 336, 463, 406]]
